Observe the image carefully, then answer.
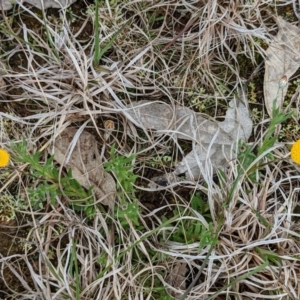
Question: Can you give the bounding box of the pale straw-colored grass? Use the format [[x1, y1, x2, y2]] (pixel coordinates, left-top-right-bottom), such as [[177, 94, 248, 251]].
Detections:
[[0, 1, 300, 299]]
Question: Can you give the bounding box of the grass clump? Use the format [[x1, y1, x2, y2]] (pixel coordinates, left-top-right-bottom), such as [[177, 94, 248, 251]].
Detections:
[[1, 1, 300, 299]]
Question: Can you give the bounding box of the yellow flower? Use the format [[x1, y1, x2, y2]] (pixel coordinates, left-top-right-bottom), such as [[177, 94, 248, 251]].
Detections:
[[291, 139, 300, 165], [0, 148, 10, 167]]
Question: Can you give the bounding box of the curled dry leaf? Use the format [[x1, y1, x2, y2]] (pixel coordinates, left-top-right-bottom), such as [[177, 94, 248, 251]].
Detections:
[[264, 16, 300, 117], [125, 90, 252, 181], [175, 96, 252, 179], [52, 128, 116, 209], [126, 100, 234, 145]]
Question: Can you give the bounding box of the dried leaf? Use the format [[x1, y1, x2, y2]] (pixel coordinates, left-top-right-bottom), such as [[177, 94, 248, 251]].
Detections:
[[0, 0, 14, 10], [176, 96, 252, 179], [0, 0, 76, 10], [126, 100, 234, 145], [219, 96, 253, 141], [125, 91, 252, 181], [52, 128, 116, 209], [25, 0, 76, 9], [264, 17, 300, 116]]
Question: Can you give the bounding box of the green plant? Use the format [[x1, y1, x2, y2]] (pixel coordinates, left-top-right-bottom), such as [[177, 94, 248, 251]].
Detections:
[[12, 139, 94, 213], [69, 239, 81, 300], [236, 140, 258, 183], [144, 273, 173, 300], [257, 105, 293, 158], [0, 193, 27, 222], [148, 155, 172, 168], [248, 81, 257, 103], [188, 87, 207, 110], [104, 144, 140, 226], [66, 7, 77, 23], [224, 105, 293, 203], [251, 107, 263, 122], [162, 205, 215, 249], [190, 192, 212, 222], [279, 122, 300, 140], [92, 0, 128, 67], [41, 10, 60, 60]]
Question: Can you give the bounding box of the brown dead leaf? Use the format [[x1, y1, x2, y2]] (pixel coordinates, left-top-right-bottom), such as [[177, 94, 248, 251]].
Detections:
[[52, 128, 116, 209], [264, 17, 300, 116]]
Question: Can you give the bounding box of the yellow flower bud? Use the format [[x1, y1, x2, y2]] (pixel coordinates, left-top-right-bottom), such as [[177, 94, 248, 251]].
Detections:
[[291, 140, 300, 165], [0, 148, 10, 167]]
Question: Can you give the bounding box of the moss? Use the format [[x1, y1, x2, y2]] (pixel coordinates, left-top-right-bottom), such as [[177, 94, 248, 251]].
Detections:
[[0, 193, 27, 222], [0, 194, 17, 222]]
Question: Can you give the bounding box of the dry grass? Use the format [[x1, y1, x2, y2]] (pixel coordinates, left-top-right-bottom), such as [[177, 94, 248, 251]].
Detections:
[[0, 0, 300, 299]]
